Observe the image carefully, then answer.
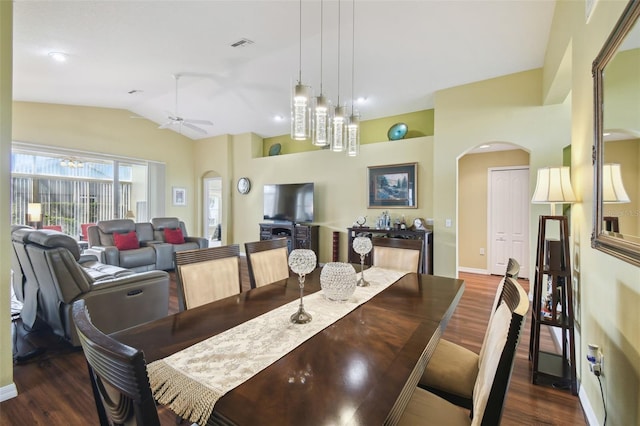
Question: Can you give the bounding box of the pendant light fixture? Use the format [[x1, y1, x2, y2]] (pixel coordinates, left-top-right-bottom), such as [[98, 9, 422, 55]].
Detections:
[[346, 0, 359, 157], [332, 0, 346, 152], [291, 0, 312, 141], [312, 0, 332, 147]]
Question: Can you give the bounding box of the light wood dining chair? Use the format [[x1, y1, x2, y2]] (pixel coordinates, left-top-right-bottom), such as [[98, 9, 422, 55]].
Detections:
[[244, 238, 290, 289], [417, 259, 521, 410], [399, 276, 528, 425], [174, 245, 242, 311], [72, 299, 161, 426], [371, 237, 423, 273]]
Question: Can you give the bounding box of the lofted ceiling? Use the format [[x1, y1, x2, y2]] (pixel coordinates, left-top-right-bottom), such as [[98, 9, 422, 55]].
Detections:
[[13, 0, 556, 140]]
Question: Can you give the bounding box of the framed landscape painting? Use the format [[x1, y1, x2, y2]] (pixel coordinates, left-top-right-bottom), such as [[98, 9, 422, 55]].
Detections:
[[367, 163, 417, 208]]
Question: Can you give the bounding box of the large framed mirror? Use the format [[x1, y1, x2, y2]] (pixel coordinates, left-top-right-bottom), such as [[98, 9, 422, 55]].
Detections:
[[592, 0, 640, 266]]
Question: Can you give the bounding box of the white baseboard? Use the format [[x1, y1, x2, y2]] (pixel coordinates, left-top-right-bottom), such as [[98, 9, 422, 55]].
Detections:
[[458, 267, 489, 275], [580, 385, 598, 425], [0, 383, 18, 402], [549, 327, 598, 425]]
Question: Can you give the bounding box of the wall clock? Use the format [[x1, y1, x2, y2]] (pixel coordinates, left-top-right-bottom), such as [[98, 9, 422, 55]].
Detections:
[[237, 177, 251, 194]]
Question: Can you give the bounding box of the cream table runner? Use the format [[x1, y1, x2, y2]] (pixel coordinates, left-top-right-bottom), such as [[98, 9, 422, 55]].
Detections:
[[147, 267, 406, 424]]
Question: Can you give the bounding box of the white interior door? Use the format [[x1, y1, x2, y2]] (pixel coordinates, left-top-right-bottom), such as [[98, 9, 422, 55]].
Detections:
[[489, 167, 529, 276]]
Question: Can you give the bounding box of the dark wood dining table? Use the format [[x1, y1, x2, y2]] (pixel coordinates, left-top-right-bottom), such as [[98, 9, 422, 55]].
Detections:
[[112, 267, 465, 426]]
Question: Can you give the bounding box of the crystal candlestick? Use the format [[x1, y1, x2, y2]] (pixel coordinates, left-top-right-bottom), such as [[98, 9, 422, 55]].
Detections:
[[352, 236, 372, 287], [288, 249, 317, 324]]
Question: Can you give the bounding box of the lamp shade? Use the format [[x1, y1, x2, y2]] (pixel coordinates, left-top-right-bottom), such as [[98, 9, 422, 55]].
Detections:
[[602, 163, 630, 203], [532, 167, 577, 204], [125, 210, 136, 219], [27, 203, 42, 222]]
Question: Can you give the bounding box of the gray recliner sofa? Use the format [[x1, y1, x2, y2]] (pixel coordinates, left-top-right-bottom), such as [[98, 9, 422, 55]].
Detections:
[[13, 227, 170, 346], [86, 219, 169, 271], [150, 217, 208, 267], [86, 218, 207, 271]]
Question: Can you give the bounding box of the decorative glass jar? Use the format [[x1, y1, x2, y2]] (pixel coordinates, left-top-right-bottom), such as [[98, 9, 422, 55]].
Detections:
[[320, 262, 357, 301]]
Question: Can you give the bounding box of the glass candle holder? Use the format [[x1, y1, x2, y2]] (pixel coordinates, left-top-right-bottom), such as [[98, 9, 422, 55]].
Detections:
[[352, 236, 372, 287], [288, 249, 317, 324], [320, 262, 357, 301]]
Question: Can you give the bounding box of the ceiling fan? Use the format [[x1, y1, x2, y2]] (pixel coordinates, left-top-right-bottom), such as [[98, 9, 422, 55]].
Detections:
[[159, 74, 213, 135]]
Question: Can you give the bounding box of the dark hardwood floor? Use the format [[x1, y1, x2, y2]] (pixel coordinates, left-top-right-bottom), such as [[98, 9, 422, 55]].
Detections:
[[1, 266, 586, 425]]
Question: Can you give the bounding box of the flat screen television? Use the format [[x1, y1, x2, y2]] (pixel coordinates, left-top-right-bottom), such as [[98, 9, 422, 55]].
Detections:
[[263, 182, 314, 223]]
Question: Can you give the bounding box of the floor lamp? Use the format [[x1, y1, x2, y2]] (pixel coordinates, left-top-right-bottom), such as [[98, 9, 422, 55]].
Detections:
[[529, 166, 578, 394]]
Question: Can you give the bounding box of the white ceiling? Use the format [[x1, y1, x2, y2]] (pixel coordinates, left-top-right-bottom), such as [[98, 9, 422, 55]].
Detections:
[[13, 0, 556, 140]]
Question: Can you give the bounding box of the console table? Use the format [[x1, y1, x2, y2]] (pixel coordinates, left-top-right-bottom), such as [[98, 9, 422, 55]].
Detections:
[[347, 227, 433, 275], [259, 223, 319, 254]]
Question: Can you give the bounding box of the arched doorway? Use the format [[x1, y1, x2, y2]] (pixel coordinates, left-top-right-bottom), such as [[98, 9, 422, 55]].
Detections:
[[203, 174, 222, 247], [457, 142, 530, 275]]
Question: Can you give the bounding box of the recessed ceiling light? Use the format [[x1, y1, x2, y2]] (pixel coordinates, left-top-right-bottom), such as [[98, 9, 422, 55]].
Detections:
[[356, 96, 368, 104], [48, 51, 68, 62], [128, 89, 144, 95], [479, 144, 491, 149], [274, 115, 285, 122]]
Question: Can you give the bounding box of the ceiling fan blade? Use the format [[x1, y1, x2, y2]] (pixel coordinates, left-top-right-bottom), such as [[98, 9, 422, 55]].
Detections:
[[183, 118, 213, 126], [182, 122, 208, 134]]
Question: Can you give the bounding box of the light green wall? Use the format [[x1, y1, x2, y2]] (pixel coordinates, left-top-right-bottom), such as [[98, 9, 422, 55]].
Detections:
[[433, 68, 571, 278], [11, 102, 199, 234], [551, 1, 639, 424], [263, 109, 434, 157], [0, 0, 14, 397], [224, 135, 433, 264], [603, 48, 640, 130]]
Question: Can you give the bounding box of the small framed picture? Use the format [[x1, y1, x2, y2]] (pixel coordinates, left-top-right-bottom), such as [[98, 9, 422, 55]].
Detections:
[[172, 187, 186, 206], [367, 163, 417, 208]]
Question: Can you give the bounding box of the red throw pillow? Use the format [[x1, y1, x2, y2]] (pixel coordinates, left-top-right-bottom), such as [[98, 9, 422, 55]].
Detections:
[[113, 231, 139, 251], [164, 227, 185, 244]]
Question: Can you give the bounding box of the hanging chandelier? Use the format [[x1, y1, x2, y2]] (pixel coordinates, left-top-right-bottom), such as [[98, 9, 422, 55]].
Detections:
[[291, 0, 312, 141], [312, 0, 332, 147], [346, 0, 359, 157], [289, 0, 361, 156], [60, 158, 84, 168], [331, 0, 347, 152]]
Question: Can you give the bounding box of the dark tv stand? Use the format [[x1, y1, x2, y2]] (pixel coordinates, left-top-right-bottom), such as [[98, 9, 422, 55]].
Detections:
[[259, 222, 319, 255]]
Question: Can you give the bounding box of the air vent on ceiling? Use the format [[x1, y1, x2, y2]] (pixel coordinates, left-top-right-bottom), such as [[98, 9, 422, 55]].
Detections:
[[230, 38, 254, 48]]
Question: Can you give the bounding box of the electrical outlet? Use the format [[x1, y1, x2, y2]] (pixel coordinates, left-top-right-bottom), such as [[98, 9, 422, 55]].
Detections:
[[587, 344, 603, 376], [479, 248, 485, 255], [445, 219, 452, 228]]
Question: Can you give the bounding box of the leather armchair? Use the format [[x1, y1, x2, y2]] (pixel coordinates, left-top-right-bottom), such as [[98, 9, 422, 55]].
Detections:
[[11, 225, 39, 329], [17, 228, 170, 346], [10, 224, 32, 303], [86, 219, 170, 272]]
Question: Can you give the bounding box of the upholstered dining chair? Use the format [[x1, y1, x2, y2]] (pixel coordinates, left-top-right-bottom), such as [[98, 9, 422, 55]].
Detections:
[[417, 259, 521, 409], [505, 257, 520, 279], [72, 299, 161, 426], [244, 238, 290, 289], [371, 237, 423, 273], [399, 276, 528, 425], [174, 245, 242, 311]]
